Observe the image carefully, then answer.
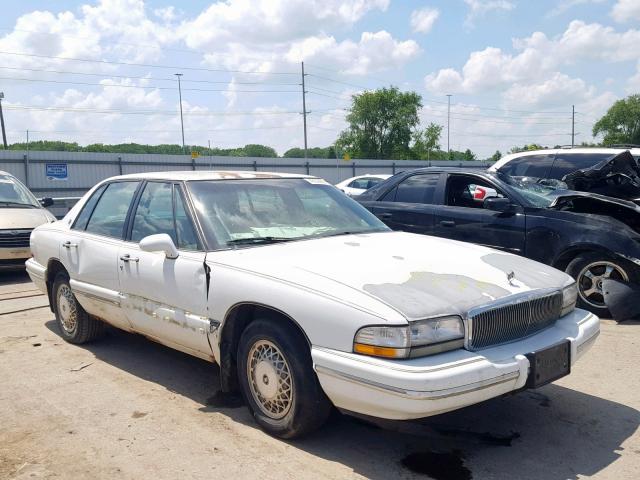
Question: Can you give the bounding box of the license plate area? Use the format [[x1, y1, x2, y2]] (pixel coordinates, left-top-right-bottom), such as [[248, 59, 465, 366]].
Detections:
[[525, 340, 571, 388]]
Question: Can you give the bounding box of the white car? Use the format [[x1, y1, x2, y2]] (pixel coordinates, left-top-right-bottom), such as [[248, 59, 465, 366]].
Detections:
[[335, 174, 391, 196], [0, 170, 56, 269], [26, 171, 600, 438]]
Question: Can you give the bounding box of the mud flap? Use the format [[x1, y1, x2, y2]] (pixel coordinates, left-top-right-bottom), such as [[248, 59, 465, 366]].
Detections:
[[602, 279, 640, 320]]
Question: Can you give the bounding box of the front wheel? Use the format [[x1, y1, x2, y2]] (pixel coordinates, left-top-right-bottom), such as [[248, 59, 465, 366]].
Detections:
[[237, 319, 331, 438], [566, 252, 638, 317]]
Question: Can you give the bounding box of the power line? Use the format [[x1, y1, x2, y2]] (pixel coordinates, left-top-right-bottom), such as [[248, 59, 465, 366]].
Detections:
[[0, 66, 301, 86], [306, 73, 370, 90], [4, 104, 303, 116], [0, 76, 299, 93], [0, 50, 298, 75]]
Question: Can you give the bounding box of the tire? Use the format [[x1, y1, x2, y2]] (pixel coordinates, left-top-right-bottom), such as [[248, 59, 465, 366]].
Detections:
[[565, 252, 640, 317], [52, 272, 105, 344], [237, 319, 331, 438]]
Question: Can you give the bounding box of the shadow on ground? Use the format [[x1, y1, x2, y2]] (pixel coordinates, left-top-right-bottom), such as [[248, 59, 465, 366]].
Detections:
[[0, 271, 32, 286], [44, 320, 639, 480]]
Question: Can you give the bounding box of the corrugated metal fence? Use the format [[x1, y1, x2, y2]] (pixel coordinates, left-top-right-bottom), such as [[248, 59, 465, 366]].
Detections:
[[0, 150, 490, 198]]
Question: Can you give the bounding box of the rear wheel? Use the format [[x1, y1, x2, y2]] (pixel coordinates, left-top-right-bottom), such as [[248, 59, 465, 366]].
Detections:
[[53, 273, 104, 344], [237, 319, 331, 438], [566, 252, 638, 317]]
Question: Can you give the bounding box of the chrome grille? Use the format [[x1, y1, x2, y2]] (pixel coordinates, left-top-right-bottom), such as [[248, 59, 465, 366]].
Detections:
[[468, 291, 563, 350], [0, 229, 32, 248]]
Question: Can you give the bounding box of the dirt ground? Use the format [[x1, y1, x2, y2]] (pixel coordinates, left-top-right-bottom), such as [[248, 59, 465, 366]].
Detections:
[[0, 271, 638, 480]]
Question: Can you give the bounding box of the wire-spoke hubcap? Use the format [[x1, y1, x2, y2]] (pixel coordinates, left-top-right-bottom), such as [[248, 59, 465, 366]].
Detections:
[[57, 284, 78, 333], [247, 340, 293, 420], [577, 261, 629, 308]]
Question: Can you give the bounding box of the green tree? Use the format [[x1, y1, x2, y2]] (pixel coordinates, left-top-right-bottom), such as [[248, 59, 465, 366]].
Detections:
[[489, 150, 502, 162], [282, 146, 336, 158], [239, 144, 278, 157], [337, 87, 422, 159], [593, 94, 640, 145], [462, 148, 476, 161], [411, 122, 443, 159], [509, 144, 545, 154]]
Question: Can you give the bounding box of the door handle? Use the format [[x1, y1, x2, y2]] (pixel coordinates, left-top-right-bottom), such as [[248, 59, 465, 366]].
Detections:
[[119, 254, 139, 263], [62, 241, 78, 249], [439, 220, 456, 227], [377, 212, 392, 219]]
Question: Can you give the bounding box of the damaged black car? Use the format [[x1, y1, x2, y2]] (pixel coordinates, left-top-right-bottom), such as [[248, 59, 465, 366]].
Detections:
[[358, 167, 640, 320]]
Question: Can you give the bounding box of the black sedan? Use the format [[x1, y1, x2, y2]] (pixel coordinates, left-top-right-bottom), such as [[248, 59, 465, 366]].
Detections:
[[357, 167, 640, 318]]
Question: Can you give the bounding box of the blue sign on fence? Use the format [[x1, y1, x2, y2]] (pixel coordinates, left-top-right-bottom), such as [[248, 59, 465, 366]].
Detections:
[[46, 163, 68, 181]]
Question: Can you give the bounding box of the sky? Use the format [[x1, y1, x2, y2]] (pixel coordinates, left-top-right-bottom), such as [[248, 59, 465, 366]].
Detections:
[[0, 0, 639, 158]]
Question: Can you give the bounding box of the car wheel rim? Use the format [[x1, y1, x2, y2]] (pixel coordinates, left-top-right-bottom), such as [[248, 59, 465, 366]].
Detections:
[[247, 340, 293, 420], [57, 284, 78, 334], [577, 261, 629, 309]]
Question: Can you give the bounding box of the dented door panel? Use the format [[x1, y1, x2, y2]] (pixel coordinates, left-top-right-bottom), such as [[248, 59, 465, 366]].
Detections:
[[117, 244, 213, 358]]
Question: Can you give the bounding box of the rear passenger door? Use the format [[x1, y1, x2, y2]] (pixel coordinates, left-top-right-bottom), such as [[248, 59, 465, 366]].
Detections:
[[367, 173, 443, 235], [432, 174, 526, 254], [117, 181, 213, 358], [62, 181, 141, 332]]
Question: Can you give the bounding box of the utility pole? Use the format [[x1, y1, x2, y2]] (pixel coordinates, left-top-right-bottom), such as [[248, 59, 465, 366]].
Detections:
[[0, 92, 7, 149], [175, 73, 186, 154], [25, 129, 29, 188], [446, 94, 452, 156], [208, 139, 212, 169], [301, 62, 308, 159], [571, 104, 575, 148]]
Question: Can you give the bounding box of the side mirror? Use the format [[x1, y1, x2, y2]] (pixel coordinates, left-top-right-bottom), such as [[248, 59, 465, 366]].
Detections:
[[139, 233, 179, 259], [483, 197, 515, 213], [40, 197, 54, 208]]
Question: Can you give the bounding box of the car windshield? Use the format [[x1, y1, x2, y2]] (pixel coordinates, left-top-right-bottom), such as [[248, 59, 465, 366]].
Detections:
[[497, 174, 561, 208], [0, 174, 40, 208], [187, 178, 389, 248]]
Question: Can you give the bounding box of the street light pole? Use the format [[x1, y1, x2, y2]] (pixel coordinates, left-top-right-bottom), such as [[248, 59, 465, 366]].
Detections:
[[446, 94, 452, 157], [301, 62, 308, 159], [0, 92, 7, 149], [175, 73, 186, 154]]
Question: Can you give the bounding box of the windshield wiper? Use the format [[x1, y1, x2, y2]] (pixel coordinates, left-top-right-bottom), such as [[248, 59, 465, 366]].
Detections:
[[226, 236, 296, 246], [0, 201, 38, 208]]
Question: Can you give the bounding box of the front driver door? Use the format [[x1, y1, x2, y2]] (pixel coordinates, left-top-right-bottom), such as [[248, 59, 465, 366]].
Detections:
[[433, 174, 526, 254], [117, 181, 213, 359]]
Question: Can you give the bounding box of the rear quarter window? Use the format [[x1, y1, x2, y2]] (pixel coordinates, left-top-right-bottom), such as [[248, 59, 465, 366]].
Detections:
[[551, 153, 617, 180]]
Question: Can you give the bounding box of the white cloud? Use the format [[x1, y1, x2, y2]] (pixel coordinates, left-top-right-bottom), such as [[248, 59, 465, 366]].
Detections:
[[286, 31, 421, 75], [425, 20, 640, 94], [611, 0, 640, 22], [180, 0, 389, 48], [627, 61, 640, 93], [410, 7, 439, 34], [464, 0, 515, 25]]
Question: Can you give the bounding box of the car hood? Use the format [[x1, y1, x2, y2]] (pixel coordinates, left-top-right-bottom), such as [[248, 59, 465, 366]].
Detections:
[[209, 231, 572, 320], [547, 190, 640, 234], [0, 208, 52, 229], [562, 150, 640, 201]]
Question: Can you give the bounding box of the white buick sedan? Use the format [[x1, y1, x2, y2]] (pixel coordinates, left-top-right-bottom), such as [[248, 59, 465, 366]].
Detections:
[[26, 171, 600, 438]]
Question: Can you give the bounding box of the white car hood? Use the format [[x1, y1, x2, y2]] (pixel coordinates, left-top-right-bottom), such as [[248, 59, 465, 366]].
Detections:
[[0, 208, 52, 229], [209, 231, 571, 320]]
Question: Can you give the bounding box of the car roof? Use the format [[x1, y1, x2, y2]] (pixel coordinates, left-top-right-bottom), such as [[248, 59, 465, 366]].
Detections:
[[490, 147, 640, 171], [106, 170, 315, 182]]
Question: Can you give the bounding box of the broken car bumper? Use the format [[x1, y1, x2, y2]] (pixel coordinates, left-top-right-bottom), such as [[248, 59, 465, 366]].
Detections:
[[312, 309, 599, 420]]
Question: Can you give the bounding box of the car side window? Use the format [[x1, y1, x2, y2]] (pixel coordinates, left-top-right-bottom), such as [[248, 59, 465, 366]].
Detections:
[[131, 182, 176, 243], [446, 176, 505, 209], [84, 182, 140, 238], [72, 184, 106, 231], [392, 174, 440, 204], [348, 178, 370, 189], [499, 155, 555, 178], [550, 153, 613, 180]]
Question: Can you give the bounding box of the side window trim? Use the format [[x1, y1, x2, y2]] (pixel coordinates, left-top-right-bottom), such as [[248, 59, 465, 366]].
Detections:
[[123, 180, 148, 241], [173, 183, 203, 251]]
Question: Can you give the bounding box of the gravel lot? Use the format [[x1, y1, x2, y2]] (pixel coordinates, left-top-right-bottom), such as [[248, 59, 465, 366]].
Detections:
[[1, 271, 638, 480]]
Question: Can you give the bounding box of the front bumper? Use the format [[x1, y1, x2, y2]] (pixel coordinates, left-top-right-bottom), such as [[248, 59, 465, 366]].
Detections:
[[312, 309, 599, 420], [0, 247, 31, 267]]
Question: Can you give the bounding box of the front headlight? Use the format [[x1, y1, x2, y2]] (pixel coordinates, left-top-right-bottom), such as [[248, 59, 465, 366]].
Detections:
[[561, 282, 578, 317], [354, 315, 465, 359]]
